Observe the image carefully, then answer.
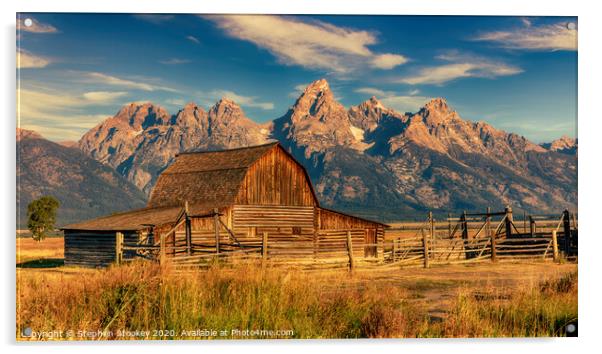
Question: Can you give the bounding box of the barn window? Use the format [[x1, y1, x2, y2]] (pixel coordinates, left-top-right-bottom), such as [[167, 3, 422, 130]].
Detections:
[[292, 227, 302, 236]]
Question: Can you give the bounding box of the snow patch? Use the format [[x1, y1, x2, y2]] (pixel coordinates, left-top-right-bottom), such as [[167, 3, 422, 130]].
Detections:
[[349, 125, 365, 142]]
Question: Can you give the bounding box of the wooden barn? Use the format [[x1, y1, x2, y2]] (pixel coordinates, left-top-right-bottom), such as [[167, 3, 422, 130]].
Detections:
[[62, 142, 387, 268]]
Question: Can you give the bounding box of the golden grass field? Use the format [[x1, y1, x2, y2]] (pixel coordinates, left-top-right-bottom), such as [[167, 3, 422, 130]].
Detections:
[[16, 237, 578, 340]]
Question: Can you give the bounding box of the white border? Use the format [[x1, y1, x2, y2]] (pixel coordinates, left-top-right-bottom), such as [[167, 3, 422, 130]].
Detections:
[[3, 1, 600, 353]]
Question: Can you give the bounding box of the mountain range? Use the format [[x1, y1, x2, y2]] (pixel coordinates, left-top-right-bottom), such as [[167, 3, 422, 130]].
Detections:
[[17, 128, 146, 227], [18, 79, 577, 224]]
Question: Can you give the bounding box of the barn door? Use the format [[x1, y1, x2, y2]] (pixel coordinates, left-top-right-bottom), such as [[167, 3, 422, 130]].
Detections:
[[364, 229, 377, 257]]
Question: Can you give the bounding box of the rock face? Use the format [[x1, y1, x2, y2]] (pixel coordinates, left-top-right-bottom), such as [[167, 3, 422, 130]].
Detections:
[[269, 81, 576, 219], [79, 100, 270, 193], [272, 79, 360, 158], [541, 135, 577, 155], [74, 79, 577, 220], [17, 128, 146, 227]]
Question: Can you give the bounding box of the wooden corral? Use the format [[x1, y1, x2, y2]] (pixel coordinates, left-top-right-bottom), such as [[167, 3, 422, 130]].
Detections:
[[384, 207, 578, 268], [62, 142, 387, 268]]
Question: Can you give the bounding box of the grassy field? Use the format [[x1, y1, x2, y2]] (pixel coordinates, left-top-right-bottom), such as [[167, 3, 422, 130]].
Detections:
[[16, 237, 577, 339]]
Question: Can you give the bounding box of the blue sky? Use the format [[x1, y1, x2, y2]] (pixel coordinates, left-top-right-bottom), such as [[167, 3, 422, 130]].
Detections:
[[17, 14, 577, 143]]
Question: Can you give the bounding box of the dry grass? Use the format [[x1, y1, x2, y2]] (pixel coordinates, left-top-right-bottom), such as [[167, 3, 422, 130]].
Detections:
[[15, 236, 578, 340], [16, 262, 577, 340], [17, 237, 64, 268]]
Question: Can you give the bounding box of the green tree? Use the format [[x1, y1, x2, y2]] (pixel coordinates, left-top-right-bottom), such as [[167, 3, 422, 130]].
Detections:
[[27, 196, 60, 241]]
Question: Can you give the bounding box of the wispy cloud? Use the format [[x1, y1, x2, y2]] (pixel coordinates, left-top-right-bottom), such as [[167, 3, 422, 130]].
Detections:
[[159, 58, 191, 65], [205, 15, 408, 73], [17, 17, 58, 33], [473, 20, 577, 51], [81, 91, 128, 103], [208, 89, 274, 110], [354, 87, 431, 113], [186, 35, 200, 44], [165, 98, 187, 107], [17, 49, 50, 68], [17, 88, 126, 140], [398, 52, 522, 85], [84, 72, 179, 92], [132, 14, 175, 24], [288, 83, 310, 98]]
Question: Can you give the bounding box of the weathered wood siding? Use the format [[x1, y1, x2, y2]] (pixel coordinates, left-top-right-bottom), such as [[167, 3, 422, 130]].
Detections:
[[232, 205, 315, 261], [316, 208, 385, 260], [235, 146, 316, 206], [64, 230, 138, 267]]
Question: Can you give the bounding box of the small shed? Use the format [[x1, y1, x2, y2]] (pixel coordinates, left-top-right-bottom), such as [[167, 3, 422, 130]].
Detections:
[[62, 142, 387, 267]]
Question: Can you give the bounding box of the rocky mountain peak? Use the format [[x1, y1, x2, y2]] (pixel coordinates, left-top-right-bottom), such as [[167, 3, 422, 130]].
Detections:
[[418, 97, 459, 127], [113, 102, 171, 130], [272, 79, 358, 157], [541, 135, 577, 154], [292, 79, 340, 116], [16, 128, 43, 141], [209, 97, 245, 123], [348, 96, 405, 133], [173, 102, 207, 127], [303, 78, 330, 95]]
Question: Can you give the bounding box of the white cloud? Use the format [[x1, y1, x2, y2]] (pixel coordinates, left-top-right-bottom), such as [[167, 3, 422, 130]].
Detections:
[[186, 35, 200, 44], [288, 83, 311, 98], [84, 72, 179, 92], [81, 91, 128, 103], [206, 15, 408, 73], [354, 87, 430, 113], [371, 54, 408, 69], [380, 95, 431, 113], [207, 89, 274, 110], [355, 87, 387, 97], [159, 58, 192, 65], [474, 21, 577, 51], [17, 49, 50, 68], [165, 98, 187, 107], [17, 88, 126, 141], [399, 53, 522, 85], [17, 17, 58, 33]]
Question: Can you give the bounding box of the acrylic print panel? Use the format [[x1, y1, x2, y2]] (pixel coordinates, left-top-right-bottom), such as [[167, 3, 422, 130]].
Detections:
[[16, 13, 577, 340]]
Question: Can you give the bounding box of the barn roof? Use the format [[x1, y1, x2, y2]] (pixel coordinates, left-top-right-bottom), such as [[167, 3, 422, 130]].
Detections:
[[63, 142, 387, 231], [61, 204, 220, 231], [147, 142, 318, 208]]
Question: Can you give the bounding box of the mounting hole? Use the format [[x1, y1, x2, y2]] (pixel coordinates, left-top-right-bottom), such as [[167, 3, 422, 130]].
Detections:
[[566, 323, 576, 333], [567, 22, 576, 30], [23, 18, 33, 27]]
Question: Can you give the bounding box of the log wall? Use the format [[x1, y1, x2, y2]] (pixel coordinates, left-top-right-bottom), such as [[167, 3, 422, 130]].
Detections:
[[64, 230, 138, 267]]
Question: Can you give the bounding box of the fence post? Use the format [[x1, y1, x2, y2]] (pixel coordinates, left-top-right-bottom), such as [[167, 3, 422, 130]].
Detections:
[[159, 233, 165, 266], [505, 206, 513, 239], [422, 228, 430, 269], [346, 231, 355, 272], [487, 207, 496, 262], [393, 239, 398, 262], [563, 209, 571, 255], [115, 232, 124, 265], [262, 231, 268, 261], [213, 208, 220, 254], [529, 215, 535, 237], [448, 212, 452, 238], [461, 211, 468, 240], [185, 201, 192, 256], [429, 211, 435, 257], [551, 230, 559, 263]]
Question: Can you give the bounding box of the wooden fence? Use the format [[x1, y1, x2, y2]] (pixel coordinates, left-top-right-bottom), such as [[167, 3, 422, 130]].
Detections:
[[115, 206, 577, 271]]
